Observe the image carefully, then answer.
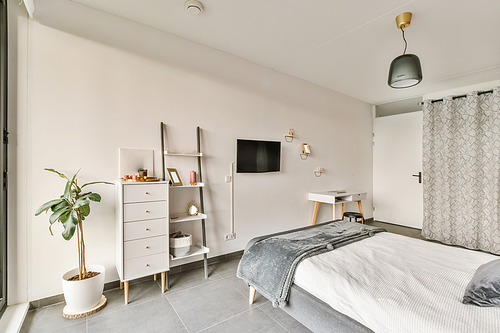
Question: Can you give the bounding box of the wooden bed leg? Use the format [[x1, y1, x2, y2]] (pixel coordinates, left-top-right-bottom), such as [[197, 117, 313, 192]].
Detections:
[[249, 286, 256, 305], [358, 201, 364, 224], [311, 201, 319, 225]]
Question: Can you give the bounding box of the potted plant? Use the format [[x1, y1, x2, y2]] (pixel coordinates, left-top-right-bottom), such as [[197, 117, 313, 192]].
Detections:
[[35, 168, 112, 318]]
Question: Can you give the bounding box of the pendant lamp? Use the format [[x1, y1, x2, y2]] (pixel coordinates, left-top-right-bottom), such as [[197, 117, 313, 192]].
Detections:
[[388, 12, 423, 88]]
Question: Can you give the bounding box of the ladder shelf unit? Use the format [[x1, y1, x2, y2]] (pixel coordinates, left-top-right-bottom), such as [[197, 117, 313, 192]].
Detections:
[[160, 122, 209, 282]]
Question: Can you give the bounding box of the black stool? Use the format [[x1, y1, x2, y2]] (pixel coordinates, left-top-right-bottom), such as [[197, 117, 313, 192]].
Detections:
[[342, 212, 364, 224]]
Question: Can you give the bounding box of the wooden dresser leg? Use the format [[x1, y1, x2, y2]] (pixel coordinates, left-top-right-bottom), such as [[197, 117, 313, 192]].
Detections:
[[154, 274, 157, 281], [249, 286, 256, 305], [358, 201, 364, 224], [161, 272, 166, 293], [124, 281, 129, 304], [120, 281, 124, 290], [311, 202, 319, 225]]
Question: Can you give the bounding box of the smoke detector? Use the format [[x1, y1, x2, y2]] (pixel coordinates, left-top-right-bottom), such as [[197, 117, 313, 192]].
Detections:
[[185, 0, 203, 15]]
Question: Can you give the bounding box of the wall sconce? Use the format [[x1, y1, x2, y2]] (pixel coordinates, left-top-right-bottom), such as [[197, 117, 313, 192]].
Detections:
[[300, 143, 310, 160], [314, 167, 324, 177], [284, 128, 295, 143]]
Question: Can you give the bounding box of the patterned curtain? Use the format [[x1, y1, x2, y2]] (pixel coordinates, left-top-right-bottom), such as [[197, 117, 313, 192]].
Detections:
[[422, 87, 500, 255]]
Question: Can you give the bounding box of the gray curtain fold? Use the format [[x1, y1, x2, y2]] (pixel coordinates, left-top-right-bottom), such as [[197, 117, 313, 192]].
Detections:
[[422, 86, 500, 255]]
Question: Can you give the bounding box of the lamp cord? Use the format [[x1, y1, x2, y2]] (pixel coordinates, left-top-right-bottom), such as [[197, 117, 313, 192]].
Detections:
[[401, 27, 408, 55]]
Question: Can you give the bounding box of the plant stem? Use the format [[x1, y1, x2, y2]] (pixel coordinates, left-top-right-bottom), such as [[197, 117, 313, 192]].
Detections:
[[77, 223, 82, 280]]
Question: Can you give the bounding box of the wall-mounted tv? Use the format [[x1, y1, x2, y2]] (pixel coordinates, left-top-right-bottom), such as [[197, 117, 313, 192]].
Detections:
[[236, 139, 281, 173]]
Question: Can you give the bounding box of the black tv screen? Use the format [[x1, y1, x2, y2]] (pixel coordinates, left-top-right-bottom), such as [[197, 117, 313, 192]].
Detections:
[[236, 139, 281, 173]]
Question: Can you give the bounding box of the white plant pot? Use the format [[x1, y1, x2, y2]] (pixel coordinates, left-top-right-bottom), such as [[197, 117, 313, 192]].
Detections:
[[62, 264, 105, 314]]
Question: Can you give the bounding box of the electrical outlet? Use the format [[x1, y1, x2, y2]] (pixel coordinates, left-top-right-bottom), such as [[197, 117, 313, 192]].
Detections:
[[224, 233, 236, 241]]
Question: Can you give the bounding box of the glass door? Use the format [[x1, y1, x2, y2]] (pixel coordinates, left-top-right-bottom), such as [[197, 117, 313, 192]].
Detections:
[[0, 0, 7, 318]]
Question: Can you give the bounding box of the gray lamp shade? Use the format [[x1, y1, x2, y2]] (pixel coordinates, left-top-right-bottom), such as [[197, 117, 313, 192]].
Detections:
[[388, 54, 422, 88]]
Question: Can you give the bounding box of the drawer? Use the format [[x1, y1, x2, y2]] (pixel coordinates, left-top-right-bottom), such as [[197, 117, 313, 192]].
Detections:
[[124, 252, 168, 280], [124, 235, 167, 260], [124, 201, 167, 222], [124, 184, 167, 203], [124, 219, 167, 241]]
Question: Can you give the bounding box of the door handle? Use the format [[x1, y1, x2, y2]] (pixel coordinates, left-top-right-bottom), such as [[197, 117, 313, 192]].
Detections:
[[412, 172, 422, 183]]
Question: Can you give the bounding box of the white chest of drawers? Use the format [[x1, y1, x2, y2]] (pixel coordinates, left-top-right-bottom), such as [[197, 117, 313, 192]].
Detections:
[[115, 180, 170, 304]]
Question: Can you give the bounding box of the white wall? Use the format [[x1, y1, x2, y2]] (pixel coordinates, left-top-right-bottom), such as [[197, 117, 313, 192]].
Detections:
[[11, 0, 373, 301]]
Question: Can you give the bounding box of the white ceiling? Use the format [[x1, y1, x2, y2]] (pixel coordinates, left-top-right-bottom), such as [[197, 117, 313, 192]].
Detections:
[[66, 0, 500, 105]]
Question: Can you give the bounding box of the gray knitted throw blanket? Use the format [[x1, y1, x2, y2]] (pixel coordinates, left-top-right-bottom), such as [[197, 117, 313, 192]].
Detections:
[[236, 221, 386, 308]]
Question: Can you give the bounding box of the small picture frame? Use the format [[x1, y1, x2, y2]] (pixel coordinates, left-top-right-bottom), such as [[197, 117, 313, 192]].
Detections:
[[302, 143, 311, 154], [167, 168, 183, 186]]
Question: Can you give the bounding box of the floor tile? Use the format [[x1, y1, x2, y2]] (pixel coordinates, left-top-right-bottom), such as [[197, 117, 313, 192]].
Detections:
[[20, 302, 85, 333], [259, 301, 312, 333], [89, 279, 165, 320], [209, 257, 241, 278], [87, 297, 187, 333], [199, 307, 288, 333], [167, 279, 251, 332], [223, 275, 270, 306], [166, 265, 220, 295]]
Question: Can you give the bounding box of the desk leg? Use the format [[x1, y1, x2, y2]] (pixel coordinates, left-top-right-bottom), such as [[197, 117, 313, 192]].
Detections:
[[358, 201, 364, 224], [311, 201, 319, 225]]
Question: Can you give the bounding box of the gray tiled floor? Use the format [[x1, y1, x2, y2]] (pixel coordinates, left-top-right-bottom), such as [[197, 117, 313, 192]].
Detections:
[[21, 221, 423, 333], [20, 259, 312, 333]]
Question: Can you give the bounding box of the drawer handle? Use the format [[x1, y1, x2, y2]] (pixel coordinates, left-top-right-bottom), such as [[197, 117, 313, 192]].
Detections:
[[145, 246, 149, 249], [145, 228, 149, 231], [145, 192, 149, 194], [145, 210, 149, 213], [145, 264, 150, 267]]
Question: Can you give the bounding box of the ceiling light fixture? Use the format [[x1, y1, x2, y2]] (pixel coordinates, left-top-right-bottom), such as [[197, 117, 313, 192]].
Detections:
[[388, 12, 423, 89], [185, 0, 203, 15]]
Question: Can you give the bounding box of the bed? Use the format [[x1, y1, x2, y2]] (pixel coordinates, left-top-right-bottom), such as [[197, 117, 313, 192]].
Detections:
[[237, 220, 500, 333]]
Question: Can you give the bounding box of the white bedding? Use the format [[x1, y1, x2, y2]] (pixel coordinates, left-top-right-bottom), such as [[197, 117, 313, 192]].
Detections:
[[294, 232, 500, 333]]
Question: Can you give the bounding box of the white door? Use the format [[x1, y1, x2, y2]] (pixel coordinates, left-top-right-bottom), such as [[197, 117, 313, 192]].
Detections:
[[373, 111, 423, 228]]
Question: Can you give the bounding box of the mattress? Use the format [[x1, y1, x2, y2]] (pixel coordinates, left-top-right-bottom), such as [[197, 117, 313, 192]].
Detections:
[[294, 232, 499, 333]]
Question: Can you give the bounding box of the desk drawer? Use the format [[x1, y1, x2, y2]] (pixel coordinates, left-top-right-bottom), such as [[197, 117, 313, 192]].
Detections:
[[124, 184, 167, 203], [339, 193, 366, 202], [124, 235, 167, 260], [124, 252, 168, 280], [124, 219, 167, 241], [124, 201, 167, 222]]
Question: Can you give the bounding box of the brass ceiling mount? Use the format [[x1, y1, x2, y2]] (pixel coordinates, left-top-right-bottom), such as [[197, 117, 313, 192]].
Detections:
[[396, 12, 412, 29]]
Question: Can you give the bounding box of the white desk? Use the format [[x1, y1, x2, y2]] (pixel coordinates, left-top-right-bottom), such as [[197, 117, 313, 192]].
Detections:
[[308, 191, 366, 225]]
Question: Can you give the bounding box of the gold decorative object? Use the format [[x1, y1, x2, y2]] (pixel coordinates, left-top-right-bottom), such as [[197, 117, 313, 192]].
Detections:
[[187, 201, 199, 216]]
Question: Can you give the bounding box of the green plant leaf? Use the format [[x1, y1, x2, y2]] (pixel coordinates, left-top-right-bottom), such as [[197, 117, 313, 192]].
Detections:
[[81, 181, 113, 189], [74, 198, 90, 209], [88, 193, 101, 202], [49, 206, 71, 224], [44, 168, 70, 181], [61, 210, 79, 241], [35, 199, 64, 216], [79, 205, 90, 218]]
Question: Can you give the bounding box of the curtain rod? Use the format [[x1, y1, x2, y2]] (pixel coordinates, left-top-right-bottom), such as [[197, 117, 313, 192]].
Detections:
[[421, 89, 494, 105]]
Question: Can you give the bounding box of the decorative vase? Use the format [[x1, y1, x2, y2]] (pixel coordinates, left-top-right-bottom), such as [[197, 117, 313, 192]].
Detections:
[[61, 264, 106, 318]]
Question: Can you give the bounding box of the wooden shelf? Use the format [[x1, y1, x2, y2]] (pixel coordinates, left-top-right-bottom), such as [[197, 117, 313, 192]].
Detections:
[[170, 244, 209, 260], [164, 152, 203, 157], [170, 213, 207, 223], [170, 183, 204, 188]]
